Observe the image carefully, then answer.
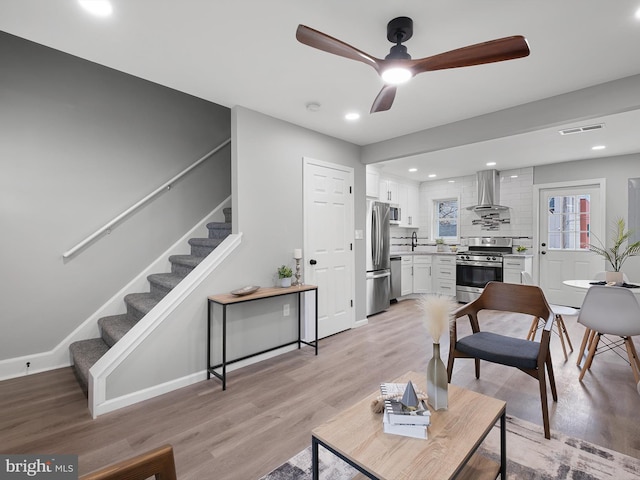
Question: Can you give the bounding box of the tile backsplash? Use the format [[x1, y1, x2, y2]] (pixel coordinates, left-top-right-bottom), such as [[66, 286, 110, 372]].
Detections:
[[418, 166, 534, 240]]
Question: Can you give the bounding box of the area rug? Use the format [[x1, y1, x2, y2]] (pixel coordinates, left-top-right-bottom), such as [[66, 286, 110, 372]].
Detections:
[[260, 415, 640, 479]]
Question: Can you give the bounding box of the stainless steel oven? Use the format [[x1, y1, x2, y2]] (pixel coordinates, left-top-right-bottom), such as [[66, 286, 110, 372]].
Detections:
[[456, 237, 512, 303]]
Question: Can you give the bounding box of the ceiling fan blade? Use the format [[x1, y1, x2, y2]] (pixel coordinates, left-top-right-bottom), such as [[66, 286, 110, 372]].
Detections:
[[370, 85, 397, 113], [296, 24, 381, 71], [410, 35, 530, 74]]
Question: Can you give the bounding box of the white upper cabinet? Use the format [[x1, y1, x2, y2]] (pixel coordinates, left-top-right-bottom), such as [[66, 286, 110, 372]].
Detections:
[[404, 184, 420, 228], [366, 167, 380, 198], [379, 178, 400, 203]]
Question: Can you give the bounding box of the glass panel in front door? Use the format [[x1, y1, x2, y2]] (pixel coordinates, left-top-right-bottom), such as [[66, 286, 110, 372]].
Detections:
[[547, 194, 591, 250]]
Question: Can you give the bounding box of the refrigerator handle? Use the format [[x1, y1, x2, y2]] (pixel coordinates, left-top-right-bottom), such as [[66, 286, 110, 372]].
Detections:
[[375, 206, 382, 265], [371, 206, 377, 266]]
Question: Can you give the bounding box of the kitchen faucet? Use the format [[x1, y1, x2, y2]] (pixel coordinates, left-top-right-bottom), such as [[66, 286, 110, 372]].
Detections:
[[411, 231, 418, 251]]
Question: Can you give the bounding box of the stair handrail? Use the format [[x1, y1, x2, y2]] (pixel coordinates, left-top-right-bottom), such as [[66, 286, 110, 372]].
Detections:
[[62, 138, 231, 259]]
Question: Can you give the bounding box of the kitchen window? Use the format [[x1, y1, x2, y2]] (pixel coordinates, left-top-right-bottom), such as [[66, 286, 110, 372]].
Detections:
[[434, 198, 458, 240]]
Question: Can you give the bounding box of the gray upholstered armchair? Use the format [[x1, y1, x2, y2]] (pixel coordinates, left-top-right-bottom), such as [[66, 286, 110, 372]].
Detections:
[[447, 281, 557, 439]]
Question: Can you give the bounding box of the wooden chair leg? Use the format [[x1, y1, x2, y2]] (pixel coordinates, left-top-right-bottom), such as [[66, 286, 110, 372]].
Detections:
[[546, 351, 558, 401], [557, 315, 573, 351], [555, 315, 569, 361], [537, 369, 551, 440], [474, 358, 480, 379], [579, 333, 600, 381], [527, 317, 538, 341], [577, 328, 594, 368], [624, 338, 640, 384]]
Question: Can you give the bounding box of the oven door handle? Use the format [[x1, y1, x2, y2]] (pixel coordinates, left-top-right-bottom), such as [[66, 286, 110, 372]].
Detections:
[[456, 261, 502, 267]]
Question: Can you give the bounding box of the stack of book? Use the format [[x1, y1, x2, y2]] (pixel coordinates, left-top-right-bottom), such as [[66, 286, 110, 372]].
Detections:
[[380, 383, 431, 439]]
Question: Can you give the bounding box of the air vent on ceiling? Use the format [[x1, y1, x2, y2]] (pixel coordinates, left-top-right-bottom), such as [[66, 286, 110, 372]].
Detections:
[[558, 123, 604, 135]]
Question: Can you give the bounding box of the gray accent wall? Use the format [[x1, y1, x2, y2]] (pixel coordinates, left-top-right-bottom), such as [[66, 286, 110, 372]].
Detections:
[[0, 31, 231, 361]]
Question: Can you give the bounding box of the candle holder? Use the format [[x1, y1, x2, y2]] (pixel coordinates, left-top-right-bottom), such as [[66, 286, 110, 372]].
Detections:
[[292, 257, 303, 286]]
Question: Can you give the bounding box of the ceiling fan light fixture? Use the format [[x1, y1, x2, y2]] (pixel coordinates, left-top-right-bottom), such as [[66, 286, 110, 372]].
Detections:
[[381, 67, 412, 85], [78, 0, 113, 17]]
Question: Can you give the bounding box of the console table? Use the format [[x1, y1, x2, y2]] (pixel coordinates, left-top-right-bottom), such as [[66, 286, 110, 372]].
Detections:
[[207, 285, 318, 390], [312, 371, 506, 479]]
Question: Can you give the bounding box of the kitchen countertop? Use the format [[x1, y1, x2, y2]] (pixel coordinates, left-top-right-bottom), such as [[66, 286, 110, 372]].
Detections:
[[391, 251, 458, 256]]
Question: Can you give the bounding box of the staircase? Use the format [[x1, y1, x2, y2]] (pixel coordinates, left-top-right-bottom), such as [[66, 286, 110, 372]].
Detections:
[[69, 209, 232, 394]]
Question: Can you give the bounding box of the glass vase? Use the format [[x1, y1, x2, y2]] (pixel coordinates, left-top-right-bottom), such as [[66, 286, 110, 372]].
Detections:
[[427, 342, 448, 410]]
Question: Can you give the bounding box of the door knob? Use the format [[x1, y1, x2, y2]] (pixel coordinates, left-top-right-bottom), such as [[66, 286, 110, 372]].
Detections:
[[541, 251, 546, 255], [310, 259, 317, 265]]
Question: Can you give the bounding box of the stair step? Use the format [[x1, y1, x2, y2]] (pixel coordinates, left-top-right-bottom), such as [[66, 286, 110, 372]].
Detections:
[[98, 314, 137, 347], [69, 338, 110, 394], [147, 272, 183, 298], [124, 292, 160, 322], [188, 237, 224, 257], [206, 222, 231, 239], [169, 254, 204, 276]]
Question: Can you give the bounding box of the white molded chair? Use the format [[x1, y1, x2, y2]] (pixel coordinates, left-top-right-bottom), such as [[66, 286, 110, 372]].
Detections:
[[576, 272, 632, 367], [577, 285, 640, 384], [521, 272, 576, 360]]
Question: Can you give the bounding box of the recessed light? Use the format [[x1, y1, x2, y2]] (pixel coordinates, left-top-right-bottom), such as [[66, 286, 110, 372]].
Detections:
[[636, 6, 640, 19], [428, 174, 436, 178], [344, 112, 360, 121], [448, 180, 455, 183], [408, 168, 418, 172], [511, 175, 518, 178], [306, 102, 321, 112], [592, 145, 606, 151], [78, 0, 113, 17], [486, 162, 496, 166]]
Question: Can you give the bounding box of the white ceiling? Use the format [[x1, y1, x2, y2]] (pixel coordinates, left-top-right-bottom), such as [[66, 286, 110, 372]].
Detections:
[[2, 0, 640, 181]]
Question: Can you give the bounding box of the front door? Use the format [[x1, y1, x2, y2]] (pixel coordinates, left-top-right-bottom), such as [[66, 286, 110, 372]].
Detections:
[[303, 158, 354, 339], [537, 182, 604, 306]]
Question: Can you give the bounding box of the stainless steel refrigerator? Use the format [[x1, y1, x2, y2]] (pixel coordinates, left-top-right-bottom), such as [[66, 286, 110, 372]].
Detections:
[[366, 200, 391, 316]]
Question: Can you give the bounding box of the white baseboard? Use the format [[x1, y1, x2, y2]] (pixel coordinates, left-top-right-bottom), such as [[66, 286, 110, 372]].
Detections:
[[91, 344, 298, 418]]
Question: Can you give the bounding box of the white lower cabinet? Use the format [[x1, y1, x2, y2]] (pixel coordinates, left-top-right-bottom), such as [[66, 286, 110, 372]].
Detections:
[[413, 256, 432, 294], [503, 256, 533, 284], [433, 255, 457, 297], [401, 256, 413, 296], [399, 255, 433, 296]]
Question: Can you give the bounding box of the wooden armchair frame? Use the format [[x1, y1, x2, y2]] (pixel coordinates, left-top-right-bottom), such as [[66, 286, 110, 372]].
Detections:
[[80, 444, 177, 480], [447, 281, 557, 439]]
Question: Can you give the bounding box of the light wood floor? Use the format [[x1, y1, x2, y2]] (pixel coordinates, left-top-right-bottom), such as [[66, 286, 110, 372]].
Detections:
[[2, 298, 639, 479]]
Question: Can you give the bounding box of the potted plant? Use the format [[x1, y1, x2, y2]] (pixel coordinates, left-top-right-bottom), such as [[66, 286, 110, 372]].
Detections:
[[516, 245, 528, 253], [589, 217, 640, 284], [277, 265, 293, 287], [435, 238, 445, 252]]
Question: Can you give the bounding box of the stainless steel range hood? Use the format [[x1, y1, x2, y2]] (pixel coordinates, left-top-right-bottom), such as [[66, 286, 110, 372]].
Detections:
[[466, 169, 509, 213]]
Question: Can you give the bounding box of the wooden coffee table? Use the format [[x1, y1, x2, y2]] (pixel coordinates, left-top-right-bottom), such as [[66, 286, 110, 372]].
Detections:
[[311, 371, 506, 479]]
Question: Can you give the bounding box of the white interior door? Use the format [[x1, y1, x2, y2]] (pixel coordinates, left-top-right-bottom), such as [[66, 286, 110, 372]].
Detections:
[[538, 183, 604, 307], [303, 158, 354, 339]]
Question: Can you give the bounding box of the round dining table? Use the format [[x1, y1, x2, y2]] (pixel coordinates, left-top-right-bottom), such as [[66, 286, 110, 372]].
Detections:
[[563, 279, 640, 294]]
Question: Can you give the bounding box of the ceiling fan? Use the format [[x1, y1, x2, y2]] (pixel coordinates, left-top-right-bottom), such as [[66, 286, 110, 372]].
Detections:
[[296, 17, 530, 113]]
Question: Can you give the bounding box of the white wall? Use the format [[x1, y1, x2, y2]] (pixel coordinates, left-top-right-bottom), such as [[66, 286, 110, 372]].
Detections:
[[232, 106, 366, 320], [0, 32, 231, 362], [534, 153, 640, 279]]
